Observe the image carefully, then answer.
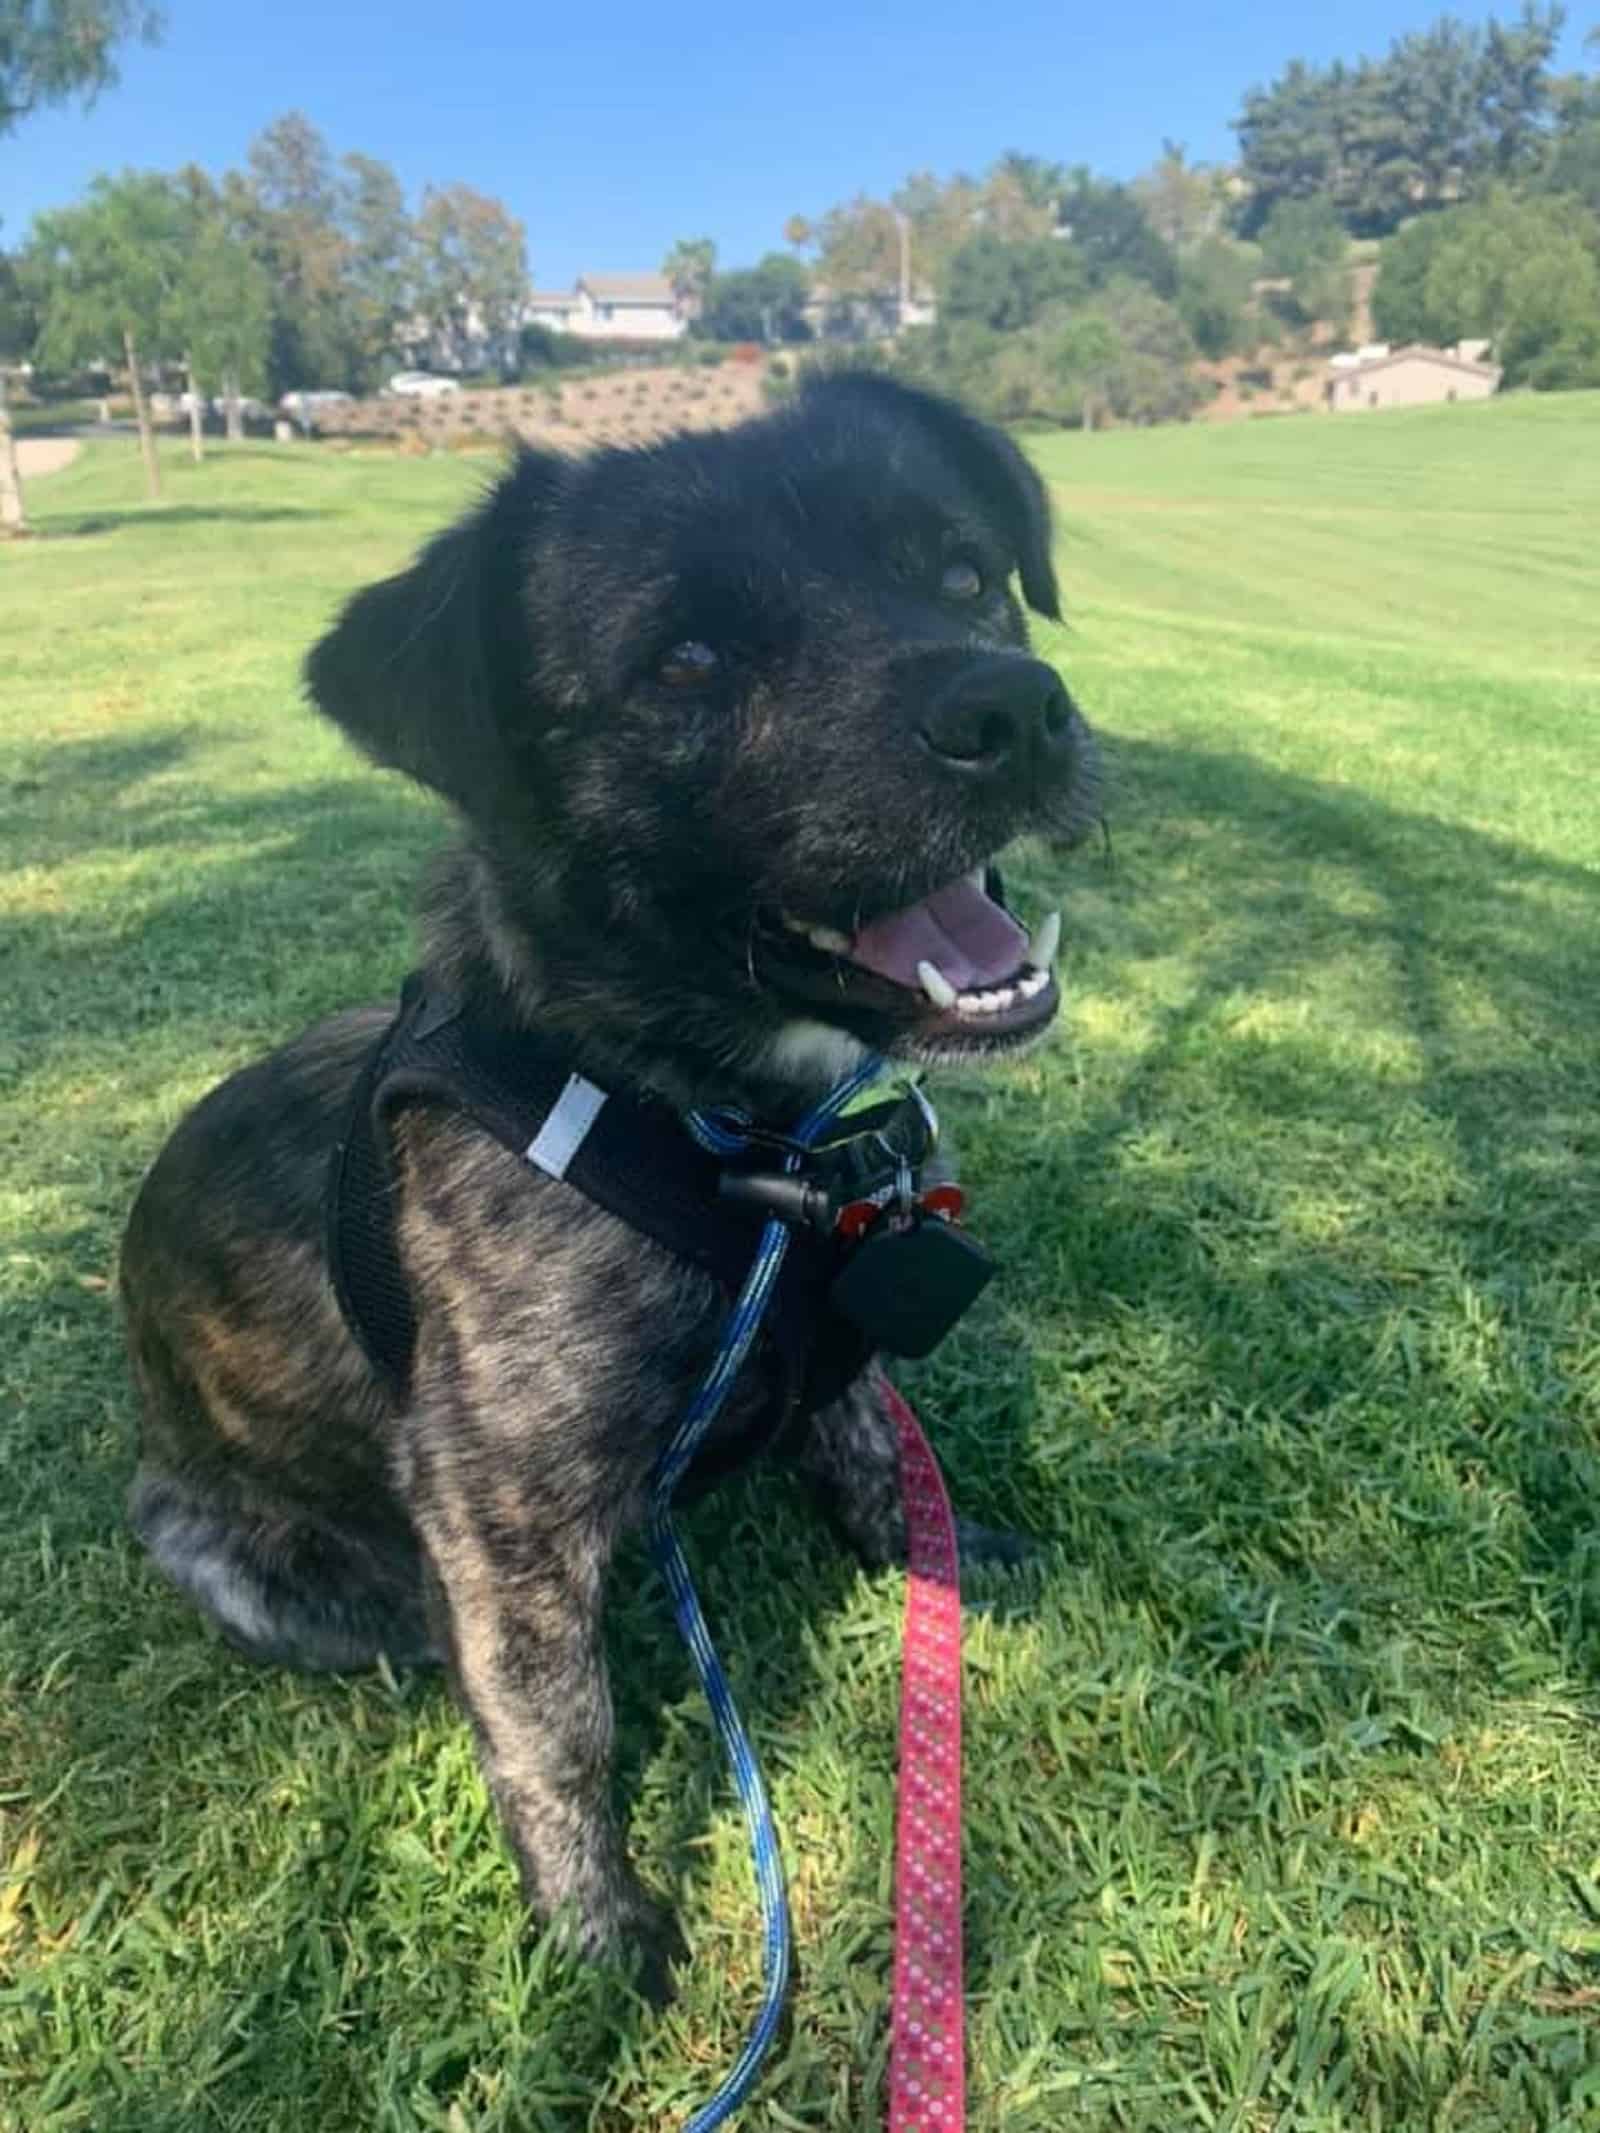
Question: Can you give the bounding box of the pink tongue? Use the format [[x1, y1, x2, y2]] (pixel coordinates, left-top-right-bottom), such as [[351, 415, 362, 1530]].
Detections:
[[849, 877, 1027, 992]]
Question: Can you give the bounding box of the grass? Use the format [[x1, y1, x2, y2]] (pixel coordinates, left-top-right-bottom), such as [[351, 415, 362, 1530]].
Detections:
[[2, 397, 1598, 2131]]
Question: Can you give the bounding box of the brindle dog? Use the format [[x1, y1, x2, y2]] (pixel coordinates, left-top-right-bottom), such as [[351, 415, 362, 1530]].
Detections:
[[119, 371, 1098, 1992]]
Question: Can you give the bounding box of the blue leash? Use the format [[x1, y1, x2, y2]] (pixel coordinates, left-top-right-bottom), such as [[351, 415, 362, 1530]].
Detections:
[[649, 1053, 886, 2132]]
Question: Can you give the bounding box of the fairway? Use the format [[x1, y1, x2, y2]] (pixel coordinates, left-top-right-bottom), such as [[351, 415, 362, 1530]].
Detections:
[[3, 395, 1599, 2131]]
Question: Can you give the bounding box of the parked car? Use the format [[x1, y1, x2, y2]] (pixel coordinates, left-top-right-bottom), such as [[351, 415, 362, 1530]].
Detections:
[[385, 371, 461, 398], [210, 394, 267, 419]]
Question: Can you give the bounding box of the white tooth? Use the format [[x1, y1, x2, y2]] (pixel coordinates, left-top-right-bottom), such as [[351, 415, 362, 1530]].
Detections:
[[916, 959, 958, 1010], [955, 993, 982, 1016], [807, 925, 852, 956], [1027, 909, 1061, 971], [992, 987, 1015, 1010], [977, 991, 1002, 1012], [968, 864, 987, 890], [1018, 968, 1049, 999]]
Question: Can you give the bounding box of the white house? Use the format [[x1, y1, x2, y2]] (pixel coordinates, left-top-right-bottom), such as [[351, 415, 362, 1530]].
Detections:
[[524, 274, 687, 342], [1325, 341, 1501, 412]]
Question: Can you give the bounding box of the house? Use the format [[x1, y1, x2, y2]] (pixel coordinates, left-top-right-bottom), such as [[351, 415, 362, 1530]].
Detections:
[[524, 274, 687, 342], [523, 290, 582, 334], [800, 282, 939, 342], [1326, 341, 1500, 412]]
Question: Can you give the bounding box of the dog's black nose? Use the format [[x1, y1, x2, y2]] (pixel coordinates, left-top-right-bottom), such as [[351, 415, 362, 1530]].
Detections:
[[919, 656, 1076, 780]]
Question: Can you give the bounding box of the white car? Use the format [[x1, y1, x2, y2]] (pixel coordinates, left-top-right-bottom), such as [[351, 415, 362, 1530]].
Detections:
[[385, 371, 461, 398]]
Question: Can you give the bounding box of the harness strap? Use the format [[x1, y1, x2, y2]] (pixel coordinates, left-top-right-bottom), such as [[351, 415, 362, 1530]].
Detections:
[[326, 975, 873, 1487]]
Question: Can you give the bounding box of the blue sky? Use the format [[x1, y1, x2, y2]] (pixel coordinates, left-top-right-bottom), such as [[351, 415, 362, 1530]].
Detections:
[[4, 2, 1593, 281]]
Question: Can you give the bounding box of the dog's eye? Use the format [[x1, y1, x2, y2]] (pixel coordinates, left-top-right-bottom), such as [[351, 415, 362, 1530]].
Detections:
[[940, 558, 984, 602], [656, 640, 721, 689]]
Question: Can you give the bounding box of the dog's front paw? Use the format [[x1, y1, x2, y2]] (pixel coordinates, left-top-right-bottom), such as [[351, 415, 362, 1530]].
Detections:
[[623, 1894, 688, 2010]]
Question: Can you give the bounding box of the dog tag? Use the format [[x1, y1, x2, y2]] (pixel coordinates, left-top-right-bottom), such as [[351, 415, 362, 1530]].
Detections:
[[828, 1216, 996, 1360]]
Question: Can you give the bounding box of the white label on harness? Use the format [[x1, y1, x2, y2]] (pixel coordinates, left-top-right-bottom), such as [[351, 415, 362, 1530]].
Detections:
[[525, 1075, 608, 1180]]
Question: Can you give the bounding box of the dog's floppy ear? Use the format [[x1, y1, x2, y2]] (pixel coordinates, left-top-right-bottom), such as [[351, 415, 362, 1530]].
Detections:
[[305, 448, 562, 811], [799, 371, 1061, 620]]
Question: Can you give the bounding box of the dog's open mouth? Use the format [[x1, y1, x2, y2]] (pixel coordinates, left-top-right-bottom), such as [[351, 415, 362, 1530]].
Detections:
[[755, 864, 1061, 1050]]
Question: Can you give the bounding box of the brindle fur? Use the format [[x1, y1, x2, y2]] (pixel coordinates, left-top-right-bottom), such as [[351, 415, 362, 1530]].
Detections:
[[120, 371, 1098, 1992]]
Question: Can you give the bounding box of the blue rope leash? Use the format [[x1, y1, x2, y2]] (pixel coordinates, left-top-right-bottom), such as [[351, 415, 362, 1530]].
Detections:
[[649, 1053, 885, 2133]]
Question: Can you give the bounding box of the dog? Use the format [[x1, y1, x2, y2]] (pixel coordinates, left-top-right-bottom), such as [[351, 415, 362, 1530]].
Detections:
[[118, 370, 1098, 1995]]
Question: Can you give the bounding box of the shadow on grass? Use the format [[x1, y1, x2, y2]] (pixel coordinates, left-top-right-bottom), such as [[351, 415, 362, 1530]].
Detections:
[[4, 725, 435, 874], [39, 502, 333, 538], [5, 722, 1600, 2118], [985, 729, 1599, 1652], [2, 728, 201, 805]]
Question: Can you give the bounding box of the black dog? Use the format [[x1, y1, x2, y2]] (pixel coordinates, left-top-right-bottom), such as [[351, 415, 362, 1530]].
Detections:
[[119, 371, 1098, 1991]]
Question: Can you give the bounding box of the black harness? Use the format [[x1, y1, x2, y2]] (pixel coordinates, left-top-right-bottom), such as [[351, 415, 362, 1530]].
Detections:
[[326, 976, 973, 1491]]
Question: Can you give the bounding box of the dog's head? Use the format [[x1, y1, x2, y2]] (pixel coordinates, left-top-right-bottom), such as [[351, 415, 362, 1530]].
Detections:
[[308, 371, 1098, 1100]]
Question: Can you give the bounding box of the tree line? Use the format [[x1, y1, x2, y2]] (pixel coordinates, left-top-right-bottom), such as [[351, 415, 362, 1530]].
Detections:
[[3, 109, 531, 502], [699, 7, 1598, 426], [4, 0, 1600, 538]]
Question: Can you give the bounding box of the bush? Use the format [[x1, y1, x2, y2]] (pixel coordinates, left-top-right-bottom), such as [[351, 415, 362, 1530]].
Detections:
[[516, 323, 613, 373], [1176, 237, 1259, 359]]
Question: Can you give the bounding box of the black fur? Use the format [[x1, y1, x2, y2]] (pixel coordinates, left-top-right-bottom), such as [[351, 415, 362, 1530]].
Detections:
[[119, 372, 1098, 1994]]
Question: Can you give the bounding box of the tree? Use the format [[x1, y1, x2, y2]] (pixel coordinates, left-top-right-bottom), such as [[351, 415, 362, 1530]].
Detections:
[[29, 169, 188, 497], [815, 196, 902, 298], [782, 216, 812, 252], [0, 0, 161, 134], [0, 246, 37, 534], [891, 170, 986, 286], [1136, 141, 1226, 251], [1039, 311, 1120, 429], [1176, 235, 1259, 358], [168, 168, 271, 448], [1477, 3, 1564, 175], [1259, 195, 1350, 329], [241, 113, 353, 391], [924, 278, 1202, 430], [230, 122, 418, 393], [662, 236, 717, 316], [1234, 7, 1569, 237], [984, 153, 1066, 237], [1093, 279, 1205, 423], [1234, 59, 1346, 234], [939, 232, 1087, 334], [1423, 186, 1600, 384], [341, 152, 415, 386], [1541, 118, 1600, 216], [1371, 211, 1463, 342], [1380, 19, 1485, 216], [698, 253, 810, 343], [1054, 172, 1177, 295], [414, 183, 528, 376]]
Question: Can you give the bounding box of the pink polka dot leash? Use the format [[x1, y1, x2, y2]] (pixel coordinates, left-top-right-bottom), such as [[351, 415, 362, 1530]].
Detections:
[[879, 1372, 966, 2133]]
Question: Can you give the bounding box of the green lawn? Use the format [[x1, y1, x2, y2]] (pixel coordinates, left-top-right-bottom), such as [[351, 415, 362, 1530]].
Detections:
[[2, 399, 1598, 2132]]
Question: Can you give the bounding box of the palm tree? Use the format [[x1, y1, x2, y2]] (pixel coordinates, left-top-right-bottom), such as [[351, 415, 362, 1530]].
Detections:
[[662, 237, 717, 320]]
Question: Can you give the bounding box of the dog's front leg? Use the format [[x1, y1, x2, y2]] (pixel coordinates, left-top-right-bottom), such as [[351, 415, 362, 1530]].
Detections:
[[798, 1366, 1033, 1571], [407, 1452, 677, 1995]]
